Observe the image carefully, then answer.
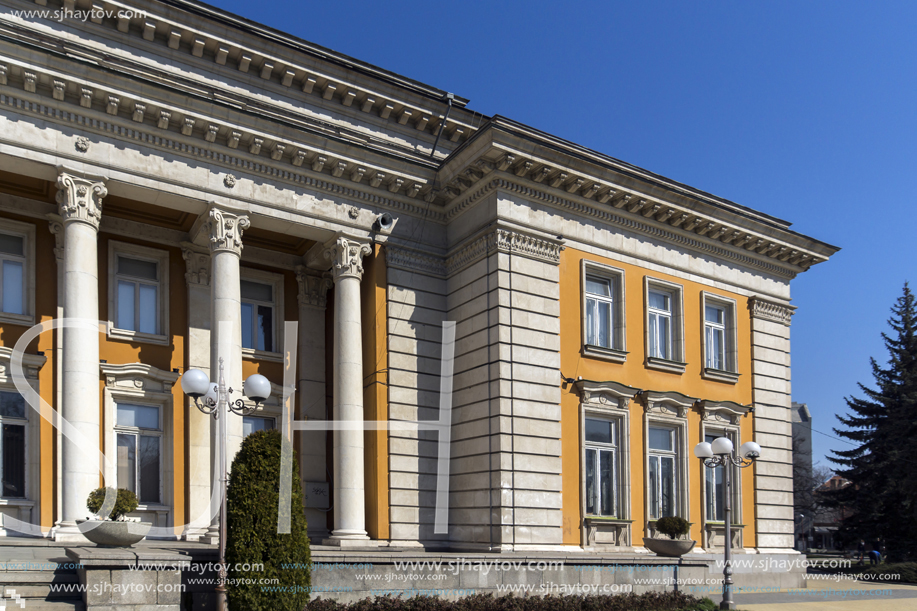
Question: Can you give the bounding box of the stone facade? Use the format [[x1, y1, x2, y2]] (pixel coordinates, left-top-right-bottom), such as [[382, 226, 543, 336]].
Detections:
[[0, 0, 837, 579]]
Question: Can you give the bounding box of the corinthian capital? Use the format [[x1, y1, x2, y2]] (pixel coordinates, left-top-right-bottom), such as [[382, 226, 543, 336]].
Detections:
[[295, 266, 333, 308], [181, 243, 211, 286], [324, 237, 371, 281], [207, 207, 250, 256], [55, 171, 107, 229]]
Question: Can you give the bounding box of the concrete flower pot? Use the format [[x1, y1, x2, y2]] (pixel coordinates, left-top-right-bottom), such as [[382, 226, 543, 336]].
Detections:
[[77, 519, 151, 547], [643, 537, 696, 557]]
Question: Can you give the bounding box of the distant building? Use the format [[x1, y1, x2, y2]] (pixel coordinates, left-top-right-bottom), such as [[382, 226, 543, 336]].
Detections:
[[791, 403, 813, 550]]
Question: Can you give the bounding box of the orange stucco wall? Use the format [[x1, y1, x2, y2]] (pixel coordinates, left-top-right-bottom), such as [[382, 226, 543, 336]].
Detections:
[[559, 247, 757, 547], [362, 245, 390, 540]]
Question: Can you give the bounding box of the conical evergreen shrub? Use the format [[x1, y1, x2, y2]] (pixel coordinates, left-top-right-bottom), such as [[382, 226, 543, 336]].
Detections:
[[226, 428, 311, 610]]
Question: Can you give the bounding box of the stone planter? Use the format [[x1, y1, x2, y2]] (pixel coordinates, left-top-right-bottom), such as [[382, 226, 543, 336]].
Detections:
[[77, 519, 151, 547], [643, 537, 696, 557]]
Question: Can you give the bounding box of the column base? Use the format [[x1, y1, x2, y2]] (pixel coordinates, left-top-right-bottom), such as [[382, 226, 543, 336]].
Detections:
[[51, 521, 90, 543], [182, 526, 210, 542], [322, 529, 385, 548]]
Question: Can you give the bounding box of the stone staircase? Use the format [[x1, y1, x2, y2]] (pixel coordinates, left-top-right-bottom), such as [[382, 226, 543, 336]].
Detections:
[[0, 568, 84, 610]]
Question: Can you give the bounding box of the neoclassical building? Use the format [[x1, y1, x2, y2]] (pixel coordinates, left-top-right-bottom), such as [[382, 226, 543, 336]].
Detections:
[[0, 0, 837, 558]]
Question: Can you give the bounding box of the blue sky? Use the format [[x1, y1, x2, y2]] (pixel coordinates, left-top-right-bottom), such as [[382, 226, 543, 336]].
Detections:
[[207, 0, 915, 467]]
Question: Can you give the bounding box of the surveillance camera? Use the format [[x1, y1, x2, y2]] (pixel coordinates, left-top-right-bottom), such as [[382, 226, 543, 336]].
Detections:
[[374, 212, 395, 234]]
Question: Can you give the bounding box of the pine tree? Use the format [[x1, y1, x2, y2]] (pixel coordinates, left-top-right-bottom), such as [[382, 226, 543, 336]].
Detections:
[[828, 283, 917, 561]]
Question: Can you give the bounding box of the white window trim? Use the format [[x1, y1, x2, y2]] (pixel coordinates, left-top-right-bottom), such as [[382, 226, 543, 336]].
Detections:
[[107, 241, 170, 346], [697, 400, 751, 550], [0, 219, 36, 326], [240, 267, 284, 363], [644, 277, 686, 373], [581, 260, 627, 363], [101, 363, 179, 539], [0, 347, 45, 534], [701, 292, 740, 384], [642, 390, 694, 534], [576, 379, 638, 550]]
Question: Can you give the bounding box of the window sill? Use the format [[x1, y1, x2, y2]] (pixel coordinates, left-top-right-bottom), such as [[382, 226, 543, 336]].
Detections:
[[0, 498, 33, 506], [108, 327, 170, 346], [702, 368, 740, 384], [645, 357, 687, 374], [583, 345, 628, 363], [584, 516, 632, 523], [0, 312, 34, 327], [242, 348, 284, 363]]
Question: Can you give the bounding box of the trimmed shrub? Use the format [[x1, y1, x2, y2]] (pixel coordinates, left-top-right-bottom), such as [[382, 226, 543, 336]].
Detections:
[[305, 592, 713, 611], [86, 487, 138, 521], [225, 429, 310, 611], [655, 516, 690, 540]]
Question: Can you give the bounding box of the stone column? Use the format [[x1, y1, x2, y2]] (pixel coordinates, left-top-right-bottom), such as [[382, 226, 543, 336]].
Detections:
[[181, 243, 212, 540], [324, 236, 371, 544], [53, 170, 106, 542], [295, 267, 333, 540], [202, 207, 249, 545]]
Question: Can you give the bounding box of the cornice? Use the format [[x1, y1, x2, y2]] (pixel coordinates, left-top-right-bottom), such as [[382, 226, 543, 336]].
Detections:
[[438, 169, 819, 279], [0, 346, 47, 381], [0, 51, 451, 218], [698, 399, 753, 425], [0, 0, 478, 148], [446, 226, 564, 276], [575, 380, 642, 410], [749, 296, 796, 326], [100, 362, 180, 393]]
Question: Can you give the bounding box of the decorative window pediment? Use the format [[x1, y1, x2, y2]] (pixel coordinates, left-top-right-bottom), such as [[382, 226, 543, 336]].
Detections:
[[642, 390, 698, 418], [0, 347, 46, 383], [575, 380, 642, 411], [698, 399, 752, 425], [100, 363, 179, 396]]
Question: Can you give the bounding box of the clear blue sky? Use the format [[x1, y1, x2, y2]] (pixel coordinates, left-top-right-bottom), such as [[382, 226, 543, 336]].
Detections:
[[205, 0, 915, 468]]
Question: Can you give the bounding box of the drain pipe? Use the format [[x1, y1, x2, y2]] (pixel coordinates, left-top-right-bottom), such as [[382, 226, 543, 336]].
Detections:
[[430, 93, 455, 158]]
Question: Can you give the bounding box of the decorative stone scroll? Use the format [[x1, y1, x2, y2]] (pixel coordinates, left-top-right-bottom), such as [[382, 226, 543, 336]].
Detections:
[[207, 207, 250, 256], [324, 237, 371, 281], [55, 171, 107, 229]]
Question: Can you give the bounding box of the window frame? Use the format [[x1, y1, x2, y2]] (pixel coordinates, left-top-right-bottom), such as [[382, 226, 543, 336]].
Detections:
[[701, 292, 740, 384], [644, 277, 686, 373], [581, 260, 627, 363], [107, 241, 170, 346], [101, 363, 178, 537], [240, 267, 285, 362], [0, 347, 45, 531], [0, 219, 36, 326], [584, 416, 619, 518], [114, 402, 163, 505], [642, 390, 693, 534]]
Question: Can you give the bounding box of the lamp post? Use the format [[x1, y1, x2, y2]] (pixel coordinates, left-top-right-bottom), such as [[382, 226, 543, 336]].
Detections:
[[694, 437, 761, 611], [181, 359, 270, 611]]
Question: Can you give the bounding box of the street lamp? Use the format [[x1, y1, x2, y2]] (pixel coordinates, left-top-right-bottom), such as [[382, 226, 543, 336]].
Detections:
[[180, 358, 270, 611], [694, 437, 761, 610]]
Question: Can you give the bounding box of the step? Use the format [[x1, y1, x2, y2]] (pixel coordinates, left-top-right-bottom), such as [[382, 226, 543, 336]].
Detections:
[[0, 584, 82, 599], [2, 602, 85, 611], [0, 571, 79, 584]]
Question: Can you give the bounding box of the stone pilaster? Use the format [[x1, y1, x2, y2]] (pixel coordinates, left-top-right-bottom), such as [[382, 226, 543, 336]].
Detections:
[[295, 267, 333, 540], [202, 206, 249, 544], [53, 170, 106, 542], [749, 296, 797, 551], [181, 242, 213, 540], [323, 236, 371, 544]]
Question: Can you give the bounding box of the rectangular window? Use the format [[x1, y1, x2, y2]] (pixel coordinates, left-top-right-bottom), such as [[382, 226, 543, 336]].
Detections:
[[585, 418, 617, 517], [115, 256, 160, 335], [0, 391, 27, 498], [648, 426, 677, 520], [241, 280, 274, 352], [243, 415, 274, 438], [585, 276, 613, 348], [115, 403, 161, 504], [648, 290, 672, 360], [0, 232, 26, 316], [705, 305, 726, 370]]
